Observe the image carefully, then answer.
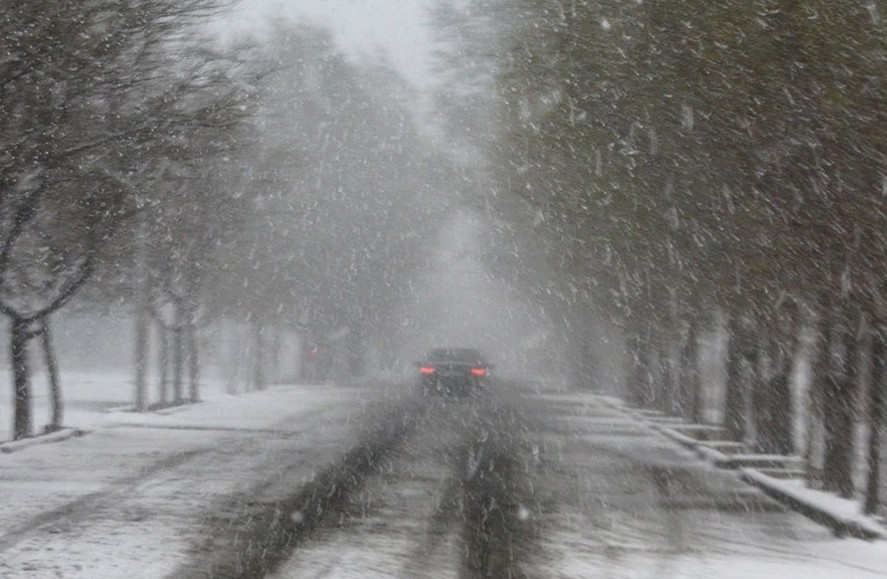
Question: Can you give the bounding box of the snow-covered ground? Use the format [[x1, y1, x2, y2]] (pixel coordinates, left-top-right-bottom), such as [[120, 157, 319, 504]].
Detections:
[[1, 374, 886, 578], [1, 370, 143, 438], [0, 374, 390, 578], [744, 469, 886, 539], [523, 393, 887, 579]]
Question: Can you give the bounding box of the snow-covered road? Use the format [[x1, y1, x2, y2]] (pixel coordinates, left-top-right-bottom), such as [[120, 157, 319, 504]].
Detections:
[[1, 381, 886, 578], [214, 386, 887, 578], [267, 388, 887, 578]]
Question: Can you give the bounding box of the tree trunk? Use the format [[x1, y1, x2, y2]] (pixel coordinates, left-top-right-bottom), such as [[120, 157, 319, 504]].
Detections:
[[184, 263, 201, 402], [770, 353, 796, 455], [345, 321, 368, 378], [644, 326, 661, 409], [134, 301, 149, 412], [680, 318, 702, 423], [675, 323, 689, 418], [187, 321, 200, 403], [806, 310, 832, 485], [822, 314, 859, 498], [270, 325, 281, 384], [223, 320, 240, 395], [637, 331, 653, 407], [757, 323, 796, 455], [625, 334, 639, 404], [173, 322, 184, 404], [864, 328, 885, 514], [157, 320, 169, 406], [170, 298, 188, 404], [724, 315, 745, 440], [11, 317, 33, 440], [747, 334, 767, 447], [659, 340, 677, 415], [625, 331, 651, 407], [252, 318, 265, 390], [133, 213, 149, 412], [759, 372, 793, 454], [41, 318, 62, 431]]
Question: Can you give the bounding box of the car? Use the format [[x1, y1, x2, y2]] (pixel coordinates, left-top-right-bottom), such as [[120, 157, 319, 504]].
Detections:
[[416, 348, 493, 397]]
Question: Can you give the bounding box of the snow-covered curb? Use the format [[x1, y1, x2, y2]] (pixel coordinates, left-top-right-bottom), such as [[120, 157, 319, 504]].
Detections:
[[0, 427, 87, 454], [595, 395, 887, 540], [654, 423, 701, 449], [695, 443, 734, 467], [635, 415, 800, 469], [741, 468, 886, 540]]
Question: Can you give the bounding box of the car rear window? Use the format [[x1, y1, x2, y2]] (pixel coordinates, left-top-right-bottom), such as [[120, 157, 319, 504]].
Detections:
[[427, 349, 486, 364]]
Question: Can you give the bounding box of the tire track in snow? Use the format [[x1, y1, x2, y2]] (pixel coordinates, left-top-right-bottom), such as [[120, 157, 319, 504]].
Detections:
[[265, 391, 545, 579], [171, 395, 427, 579], [452, 395, 544, 579], [266, 399, 463, 579]]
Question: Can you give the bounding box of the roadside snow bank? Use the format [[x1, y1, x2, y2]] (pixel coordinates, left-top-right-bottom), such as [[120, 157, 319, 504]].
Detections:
[[743, 469, 886, 540]]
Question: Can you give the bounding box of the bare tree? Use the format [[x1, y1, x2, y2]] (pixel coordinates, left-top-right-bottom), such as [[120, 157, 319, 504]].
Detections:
[[0, 0, 231, 438]]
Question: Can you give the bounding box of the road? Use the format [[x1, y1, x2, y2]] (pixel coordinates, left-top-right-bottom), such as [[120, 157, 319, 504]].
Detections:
[[172, 383, 882, 579], [2, 381, 883, 578]]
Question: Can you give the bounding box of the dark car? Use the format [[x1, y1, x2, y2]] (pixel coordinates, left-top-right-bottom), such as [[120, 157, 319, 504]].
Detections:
[[417, 348, 492, 397]]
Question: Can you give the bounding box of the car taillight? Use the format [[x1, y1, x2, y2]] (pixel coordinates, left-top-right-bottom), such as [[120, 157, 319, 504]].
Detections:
[[419, 366, 436, 375], [470, 367, 486, 376]]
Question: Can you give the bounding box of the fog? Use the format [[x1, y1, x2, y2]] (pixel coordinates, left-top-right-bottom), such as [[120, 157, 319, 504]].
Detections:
[[392, 209, 559, 380], [1, 2, 568, 400], [3, 1, 885, 521], [214, 0, 437, 89], [2, 2, 886, 575]]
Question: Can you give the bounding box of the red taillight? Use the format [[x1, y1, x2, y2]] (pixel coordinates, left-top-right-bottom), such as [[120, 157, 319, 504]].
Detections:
[[470, 367, 487, 376], [419, 366, 436, 375]]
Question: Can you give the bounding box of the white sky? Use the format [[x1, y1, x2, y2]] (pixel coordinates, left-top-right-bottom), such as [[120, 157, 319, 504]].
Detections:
[[221, 0, 439, 88]]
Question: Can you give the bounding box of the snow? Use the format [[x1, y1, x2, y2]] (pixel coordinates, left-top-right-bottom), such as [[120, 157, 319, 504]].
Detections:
[[0, 370, 357, 439], [269, 406, 465, 579], [615, 393, 884, 542], [0, 373, 384, 578], [2, 379, 886, 577], [529, 391, 887, 578], [0, 427, 84, 454], [696, 443, 733, 465], [544, 539, 887, 578], [744, 469, 887, 539]]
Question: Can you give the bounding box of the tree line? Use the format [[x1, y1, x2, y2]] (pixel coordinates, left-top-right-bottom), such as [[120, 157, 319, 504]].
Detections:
[[2, 0, 243, 438], [2, 3, 451, 440], [432, 0, 885, 513]]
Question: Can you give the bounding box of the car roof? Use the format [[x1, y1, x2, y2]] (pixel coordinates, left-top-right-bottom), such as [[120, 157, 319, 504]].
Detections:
[[426, 348, 487, 363]]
